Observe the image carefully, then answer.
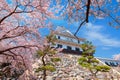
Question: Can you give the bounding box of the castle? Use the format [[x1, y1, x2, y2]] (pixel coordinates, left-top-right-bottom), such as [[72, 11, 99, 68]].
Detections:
[[47, 26, 120, 80], [53, 26, 120, 67]]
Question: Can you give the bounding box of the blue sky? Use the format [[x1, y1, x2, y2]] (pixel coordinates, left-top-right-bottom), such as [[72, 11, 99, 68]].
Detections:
[[6, 0, 120, 59], [43, 18, 120, 59]]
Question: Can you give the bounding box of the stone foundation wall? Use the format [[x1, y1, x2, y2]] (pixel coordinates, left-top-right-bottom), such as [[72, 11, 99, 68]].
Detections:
[[36, 53, 120, 80]]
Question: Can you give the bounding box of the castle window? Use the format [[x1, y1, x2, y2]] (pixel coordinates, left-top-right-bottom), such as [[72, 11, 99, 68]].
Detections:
[[57, 44, 62, 48], [78, 40, 80, 44], [67, 46, 72, 50], [58, 36, 60, 39], [75, 48, 80, 51]]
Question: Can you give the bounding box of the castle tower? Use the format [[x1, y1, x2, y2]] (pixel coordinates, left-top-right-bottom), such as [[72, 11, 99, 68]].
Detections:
[[53, 26, 85, 54]]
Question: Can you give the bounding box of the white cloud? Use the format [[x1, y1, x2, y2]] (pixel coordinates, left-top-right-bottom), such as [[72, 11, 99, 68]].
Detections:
[[113, 54, 120, 60], [101, 47, 110, 50], [117, 0, 120, 2], [84, 23, 120, 47]]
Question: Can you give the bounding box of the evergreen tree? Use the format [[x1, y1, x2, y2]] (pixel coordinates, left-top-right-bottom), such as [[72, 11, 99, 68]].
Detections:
[[78, 41, 110, 80], [35, 34, 61, 80]]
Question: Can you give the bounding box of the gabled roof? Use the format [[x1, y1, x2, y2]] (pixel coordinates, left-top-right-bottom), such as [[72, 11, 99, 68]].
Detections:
[[55, 26, 74, 36], [54, 26, 85, 41]]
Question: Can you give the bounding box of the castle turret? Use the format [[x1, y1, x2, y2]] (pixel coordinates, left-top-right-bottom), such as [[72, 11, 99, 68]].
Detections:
[[53, 26, 85, 54]]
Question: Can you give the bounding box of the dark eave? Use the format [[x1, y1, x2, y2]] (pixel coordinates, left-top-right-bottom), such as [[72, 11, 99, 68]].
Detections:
[[61, 49, 82, 55]]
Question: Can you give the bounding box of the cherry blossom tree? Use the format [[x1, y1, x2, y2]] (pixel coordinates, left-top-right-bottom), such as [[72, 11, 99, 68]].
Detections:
[[0, 0, 55, 79], [52, 0, 120, 35]]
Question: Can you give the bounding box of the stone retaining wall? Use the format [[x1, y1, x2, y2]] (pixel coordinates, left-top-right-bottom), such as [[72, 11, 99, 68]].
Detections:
[[35, 53, 120, 80]]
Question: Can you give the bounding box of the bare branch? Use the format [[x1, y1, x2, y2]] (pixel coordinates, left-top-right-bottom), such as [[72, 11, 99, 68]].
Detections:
[[74, 20, 86, 36]]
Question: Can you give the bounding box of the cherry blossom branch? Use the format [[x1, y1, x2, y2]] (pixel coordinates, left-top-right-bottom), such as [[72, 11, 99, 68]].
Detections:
[[1, 52, 15, 60], [0, 51, 27, 69], [9, 50, 27, 68], [0, 1, 33, 24], [0, 45, 39, 53], [0, 5, 18, 24], [95, 0, 120, 26], [0, 25, 29, 41], [0, 30, 26, 41], [74, 0, 91, 36]]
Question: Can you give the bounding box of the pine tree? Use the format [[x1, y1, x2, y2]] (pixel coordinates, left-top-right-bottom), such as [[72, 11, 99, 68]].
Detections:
[[78, 41, 110, 80], [35, 34, 61, 80]]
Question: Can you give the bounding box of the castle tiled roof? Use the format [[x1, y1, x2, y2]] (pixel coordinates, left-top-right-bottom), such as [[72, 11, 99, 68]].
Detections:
[[54, 26, 85, 41]]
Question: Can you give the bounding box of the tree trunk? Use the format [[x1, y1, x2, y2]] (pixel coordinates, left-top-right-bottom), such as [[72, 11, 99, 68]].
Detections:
[[42, 55, 46, 80], [43, 69, 46, 80], [92, 73, 98, 80]]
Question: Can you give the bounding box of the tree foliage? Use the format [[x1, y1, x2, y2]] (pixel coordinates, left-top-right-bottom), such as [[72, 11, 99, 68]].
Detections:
[[35, 34, 61, 80], [78, 41, 111, 79], [0, 0, 57, 79]]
